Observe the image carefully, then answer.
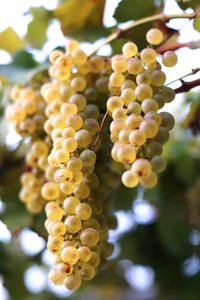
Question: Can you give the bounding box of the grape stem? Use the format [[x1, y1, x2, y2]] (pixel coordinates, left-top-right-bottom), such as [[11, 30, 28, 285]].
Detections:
[[89, 10, 198, 56], [156, 40, 200, 54], [91, 110, 109, 149], [167, 68, 200, 86], [174, 78, 200, 93]]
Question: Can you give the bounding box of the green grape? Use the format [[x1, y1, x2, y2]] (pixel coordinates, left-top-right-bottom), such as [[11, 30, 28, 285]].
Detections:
[[71, 49, 87, 65], [84, 87, 98, 102], [74, 183, 90, 199], [75, 203, 92, 220], [66, 114, 83, 131], [80, 263, 96, 281], [144, 111, 162, 126], [111, 55, 127, 73], [63, 196, 81, 214], [153, 126, 169, 144], [48, 267, 64, 285], [107, 96, 124, 113], [117, 144, 137, 164], [150, 70, 166, 87], [127, 57, 143, 75], [64, 215, 82, 234], [41, 182, 60, 200], [80, 149, 97, 167], [141, 98, 158, 113], [129, 129, 146, 146], [78, 246, 92, 262], [139, 119, 159, 138], [140, 48, 157, 65], [160, 112, 175, 130], [64, 274, 82, 291], [136, 70, 152, 85], [109, 72, 125, 87], [84, 104, 100, 120], [146, 28, 163, 45], [122, 170, 139, 188], [127, 102, 142, 115], [62, 137, 78, 152], [95, 77, 109, 93], [122, 42, 138, 58], [71, 76, 87, 92], [135, 84, 153, 102], [162, 51, 178, 67], [83, 118, 99, 135], [159, 86, 175, 103], [80, 228, 100, 247], [140, 172, 158, 188], [55, 167, 73, 183], [151, 155, 167, 173], [121, 88, 136, 106], [61, 246, 80, 264], [145, 141, 163, 158], [46, 206, 64, 221], [69, 94, 87, 111], [75, 129, 92, 147], [131, 158, 152, 178], [112, 108, 127, 120]]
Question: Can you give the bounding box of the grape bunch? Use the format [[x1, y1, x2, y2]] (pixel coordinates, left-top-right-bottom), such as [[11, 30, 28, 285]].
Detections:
[[107, 28, 177, 189], [37, 41, 118, 290], [6, 27, 178, 291], [6, 86, 49, 213], [6, 85, 46, 137]]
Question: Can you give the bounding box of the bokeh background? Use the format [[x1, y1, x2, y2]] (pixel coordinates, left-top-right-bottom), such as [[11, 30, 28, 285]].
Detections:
[[0, 0, 200, 299]]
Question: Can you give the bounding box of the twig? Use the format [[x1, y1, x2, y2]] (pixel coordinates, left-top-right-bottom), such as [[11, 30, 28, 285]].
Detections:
[[156, 40, 200, 53], [89, 11, 198, 56], [91, 110, 109, 149], [167, 68, 200, 86], [174, 78, 200, 93]]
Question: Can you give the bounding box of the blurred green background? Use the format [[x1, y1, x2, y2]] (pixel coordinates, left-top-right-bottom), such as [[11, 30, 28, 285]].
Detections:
[[0, 0, 200, 299]]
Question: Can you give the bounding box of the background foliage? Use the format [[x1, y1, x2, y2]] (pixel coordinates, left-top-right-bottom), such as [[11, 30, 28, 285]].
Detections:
[[0, 0, 200, 299]]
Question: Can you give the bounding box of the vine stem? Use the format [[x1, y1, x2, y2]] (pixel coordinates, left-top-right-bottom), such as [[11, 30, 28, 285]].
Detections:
[[174, 78, 200, 93], [156, 40, 200, 54], [91, 110, 109, 149], [167, 68, 200, 86], [89, 11, 198, 56]]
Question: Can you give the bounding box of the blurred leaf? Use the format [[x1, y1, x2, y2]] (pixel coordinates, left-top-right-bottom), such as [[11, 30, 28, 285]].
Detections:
[[26, 7, 52, 48], [111, 38, 126, 55], [114, 0, 155, 22], [0, 50, 48, 84], [54, 0, 105, 37], [0, 27, 24, 53], [12, 50, 39, 68], [194, 16, 200, 33], [182, 93, 200, 134]]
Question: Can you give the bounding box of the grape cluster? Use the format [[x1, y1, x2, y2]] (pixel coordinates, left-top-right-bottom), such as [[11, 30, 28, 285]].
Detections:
[[107, 28, 177, 189], [6, 86, 46, 136], [38, 41, 117, 290], [6, 28, 178, 291], [6, 86, 49, 213]]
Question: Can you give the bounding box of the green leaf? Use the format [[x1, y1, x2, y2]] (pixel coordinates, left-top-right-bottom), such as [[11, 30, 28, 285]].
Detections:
[[194, 16, 200, 33], [0, 27, 24, 53], [26, 7, 52, 48], [0, 50, 48, 84], [54, 0, 105, 37], [114, 0, 155, 22], [12, 50, 39, 68]]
